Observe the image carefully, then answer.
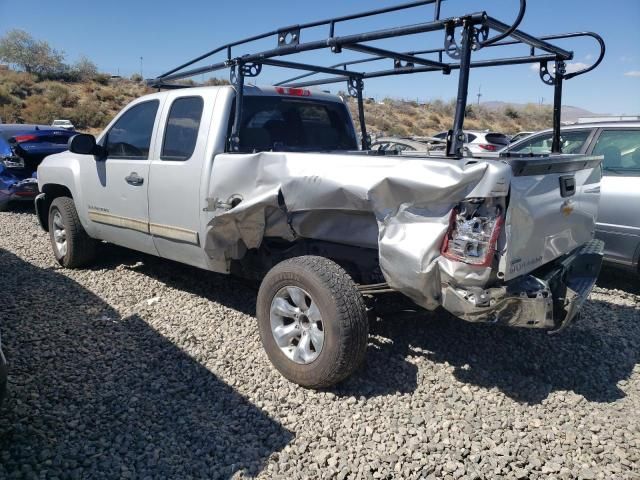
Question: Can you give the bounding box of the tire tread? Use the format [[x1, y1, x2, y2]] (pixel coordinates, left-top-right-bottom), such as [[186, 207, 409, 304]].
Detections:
[[49, 197, 96, 268], [258, 255, 368, 388]]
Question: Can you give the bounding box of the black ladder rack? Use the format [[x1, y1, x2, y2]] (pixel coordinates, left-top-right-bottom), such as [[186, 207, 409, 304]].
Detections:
[[148, 0, 605, 157]]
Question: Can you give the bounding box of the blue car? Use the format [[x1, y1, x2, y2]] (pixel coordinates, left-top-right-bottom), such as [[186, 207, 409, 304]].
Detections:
[[0, 125, 77, 210]]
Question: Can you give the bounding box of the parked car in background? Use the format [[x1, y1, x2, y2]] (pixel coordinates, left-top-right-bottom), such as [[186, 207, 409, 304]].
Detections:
[[509, 131, 534, 143], [432, 130, 510, 154], [51, 119, 75, 130], [370, 136, 446, 153], [501, 121, 640, 273], [0, 125, 76, 210]]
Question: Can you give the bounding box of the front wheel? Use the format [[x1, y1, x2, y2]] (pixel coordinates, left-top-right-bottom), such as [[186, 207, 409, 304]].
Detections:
[[257, 256, 369, 388], [48, 197, 97, 268]]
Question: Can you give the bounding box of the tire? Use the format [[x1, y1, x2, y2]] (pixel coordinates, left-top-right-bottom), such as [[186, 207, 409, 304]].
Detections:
[[48, 196, 97, 268], [257, 255, 368, 388]]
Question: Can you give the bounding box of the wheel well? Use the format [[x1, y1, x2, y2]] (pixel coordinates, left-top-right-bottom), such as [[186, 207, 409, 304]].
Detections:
[[38, 184, 73, 231], [231, 237, 383, 285]]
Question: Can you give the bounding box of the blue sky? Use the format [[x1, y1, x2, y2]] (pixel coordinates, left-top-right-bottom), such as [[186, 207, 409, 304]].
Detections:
[[1, 0, 638, 114]]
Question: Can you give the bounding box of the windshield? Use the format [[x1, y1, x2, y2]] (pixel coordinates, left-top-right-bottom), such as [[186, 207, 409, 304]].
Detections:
[[238, 96, 357, 152]]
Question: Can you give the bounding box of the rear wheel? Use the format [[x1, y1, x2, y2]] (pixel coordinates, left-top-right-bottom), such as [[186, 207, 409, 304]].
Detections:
[[48, 197, 97, 268], [257, 256, 368, 388]]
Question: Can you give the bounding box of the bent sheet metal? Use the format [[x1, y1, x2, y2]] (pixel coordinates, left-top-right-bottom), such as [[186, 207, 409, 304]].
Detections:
[[203, 152, 511, 309]]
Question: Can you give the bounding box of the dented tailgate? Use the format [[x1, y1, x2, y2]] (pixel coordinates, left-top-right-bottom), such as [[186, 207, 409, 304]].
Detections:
[[499, 154, 603, 281]]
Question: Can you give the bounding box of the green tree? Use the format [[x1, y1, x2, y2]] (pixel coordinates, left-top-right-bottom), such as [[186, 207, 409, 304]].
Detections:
[[73, 55, 98, 81], [0, 29, 65, 76]]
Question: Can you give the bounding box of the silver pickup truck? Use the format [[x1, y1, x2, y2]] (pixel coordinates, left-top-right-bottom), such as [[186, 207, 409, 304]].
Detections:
[[35, 84, 603, 387], [34, 1, 607, 388]]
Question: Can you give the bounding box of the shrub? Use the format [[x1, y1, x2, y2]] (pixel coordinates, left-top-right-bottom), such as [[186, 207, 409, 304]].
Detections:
[[73, 56, 98, 81], [22, 94, 65, 124], [67, 99, 107, 129], [94, 73, 110, 85], [504, 105, 520, 119]]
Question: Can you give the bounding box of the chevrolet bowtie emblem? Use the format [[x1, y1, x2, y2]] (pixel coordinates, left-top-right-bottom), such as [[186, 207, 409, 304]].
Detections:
[[561, 200, 575, 216]]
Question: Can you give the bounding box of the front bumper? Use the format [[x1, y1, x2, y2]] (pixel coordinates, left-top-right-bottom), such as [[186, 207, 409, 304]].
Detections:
[[441, 239, 604, 331]]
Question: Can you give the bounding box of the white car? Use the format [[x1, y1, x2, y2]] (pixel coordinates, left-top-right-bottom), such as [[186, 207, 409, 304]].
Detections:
[[51, 119, 75, 130], [433, 130, 510, 154]]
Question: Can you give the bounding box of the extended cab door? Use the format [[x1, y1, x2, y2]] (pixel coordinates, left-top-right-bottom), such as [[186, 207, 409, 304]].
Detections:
[[147, 92, 217, 268], [79, 99, 161, 255]]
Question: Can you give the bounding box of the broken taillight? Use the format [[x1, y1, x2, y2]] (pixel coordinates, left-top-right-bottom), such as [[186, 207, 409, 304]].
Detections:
[[441, 200, 504, 267]]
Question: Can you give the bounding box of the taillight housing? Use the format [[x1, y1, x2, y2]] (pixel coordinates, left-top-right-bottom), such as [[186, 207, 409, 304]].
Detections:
[[477, 144, 497, 151], [441, 199, 504, 266], [275, 86, 311, 97], [13, 134, 39, 143]]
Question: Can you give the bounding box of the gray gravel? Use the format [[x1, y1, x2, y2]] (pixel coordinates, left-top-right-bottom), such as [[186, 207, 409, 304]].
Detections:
[[0, 205, 639, 480]]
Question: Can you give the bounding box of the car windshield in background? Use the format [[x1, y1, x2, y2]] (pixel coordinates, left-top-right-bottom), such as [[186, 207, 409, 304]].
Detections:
[[509, 133, 532, 143], [239, 97, 357, 152], [508, 130, 590, 155]]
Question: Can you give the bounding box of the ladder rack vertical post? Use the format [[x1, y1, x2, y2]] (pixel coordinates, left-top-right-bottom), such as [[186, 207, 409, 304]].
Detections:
[[551, 59, 565, 154], [230, 65, 245, 152], [447, 20, 473, 157], [355, 79, 369, 150]]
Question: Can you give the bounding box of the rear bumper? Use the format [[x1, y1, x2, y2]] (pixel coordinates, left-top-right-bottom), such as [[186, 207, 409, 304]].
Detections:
[[441, 239, 604, 331], [0, 178, 39, 206]]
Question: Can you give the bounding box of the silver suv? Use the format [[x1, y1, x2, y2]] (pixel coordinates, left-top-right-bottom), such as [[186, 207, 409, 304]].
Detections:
[[503, 121, 640, 273]]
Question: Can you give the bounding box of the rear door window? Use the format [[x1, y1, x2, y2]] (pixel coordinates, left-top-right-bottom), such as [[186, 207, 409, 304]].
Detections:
[[238, 96, 357, 152], [592, 129, 640, 175], [161, 96, 204, 161]]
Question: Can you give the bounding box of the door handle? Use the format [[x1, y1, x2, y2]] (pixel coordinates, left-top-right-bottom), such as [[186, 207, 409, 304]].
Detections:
[[125, 172, 144, 186]]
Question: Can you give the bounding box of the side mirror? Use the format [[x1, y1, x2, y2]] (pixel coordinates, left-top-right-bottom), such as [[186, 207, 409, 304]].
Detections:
[[68, 134, 106, 157]]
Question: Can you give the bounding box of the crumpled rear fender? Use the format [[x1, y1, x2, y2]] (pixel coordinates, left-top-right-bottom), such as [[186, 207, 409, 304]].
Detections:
[[203, 152, 511, 309]]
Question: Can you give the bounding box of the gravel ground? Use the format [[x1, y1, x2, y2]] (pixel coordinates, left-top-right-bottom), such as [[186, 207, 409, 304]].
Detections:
[[0, 205, 639, 480]]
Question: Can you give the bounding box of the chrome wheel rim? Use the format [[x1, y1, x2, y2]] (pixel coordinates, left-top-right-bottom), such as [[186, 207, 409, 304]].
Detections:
[[270, 286, 324, 365], [52, 211, 67, 257]]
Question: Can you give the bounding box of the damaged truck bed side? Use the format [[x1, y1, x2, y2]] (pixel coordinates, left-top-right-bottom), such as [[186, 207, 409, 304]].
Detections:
[[35, 0, 606, 388]]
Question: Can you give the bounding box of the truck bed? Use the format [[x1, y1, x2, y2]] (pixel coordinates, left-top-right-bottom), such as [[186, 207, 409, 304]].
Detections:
[[203, 150, 601, 314]]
